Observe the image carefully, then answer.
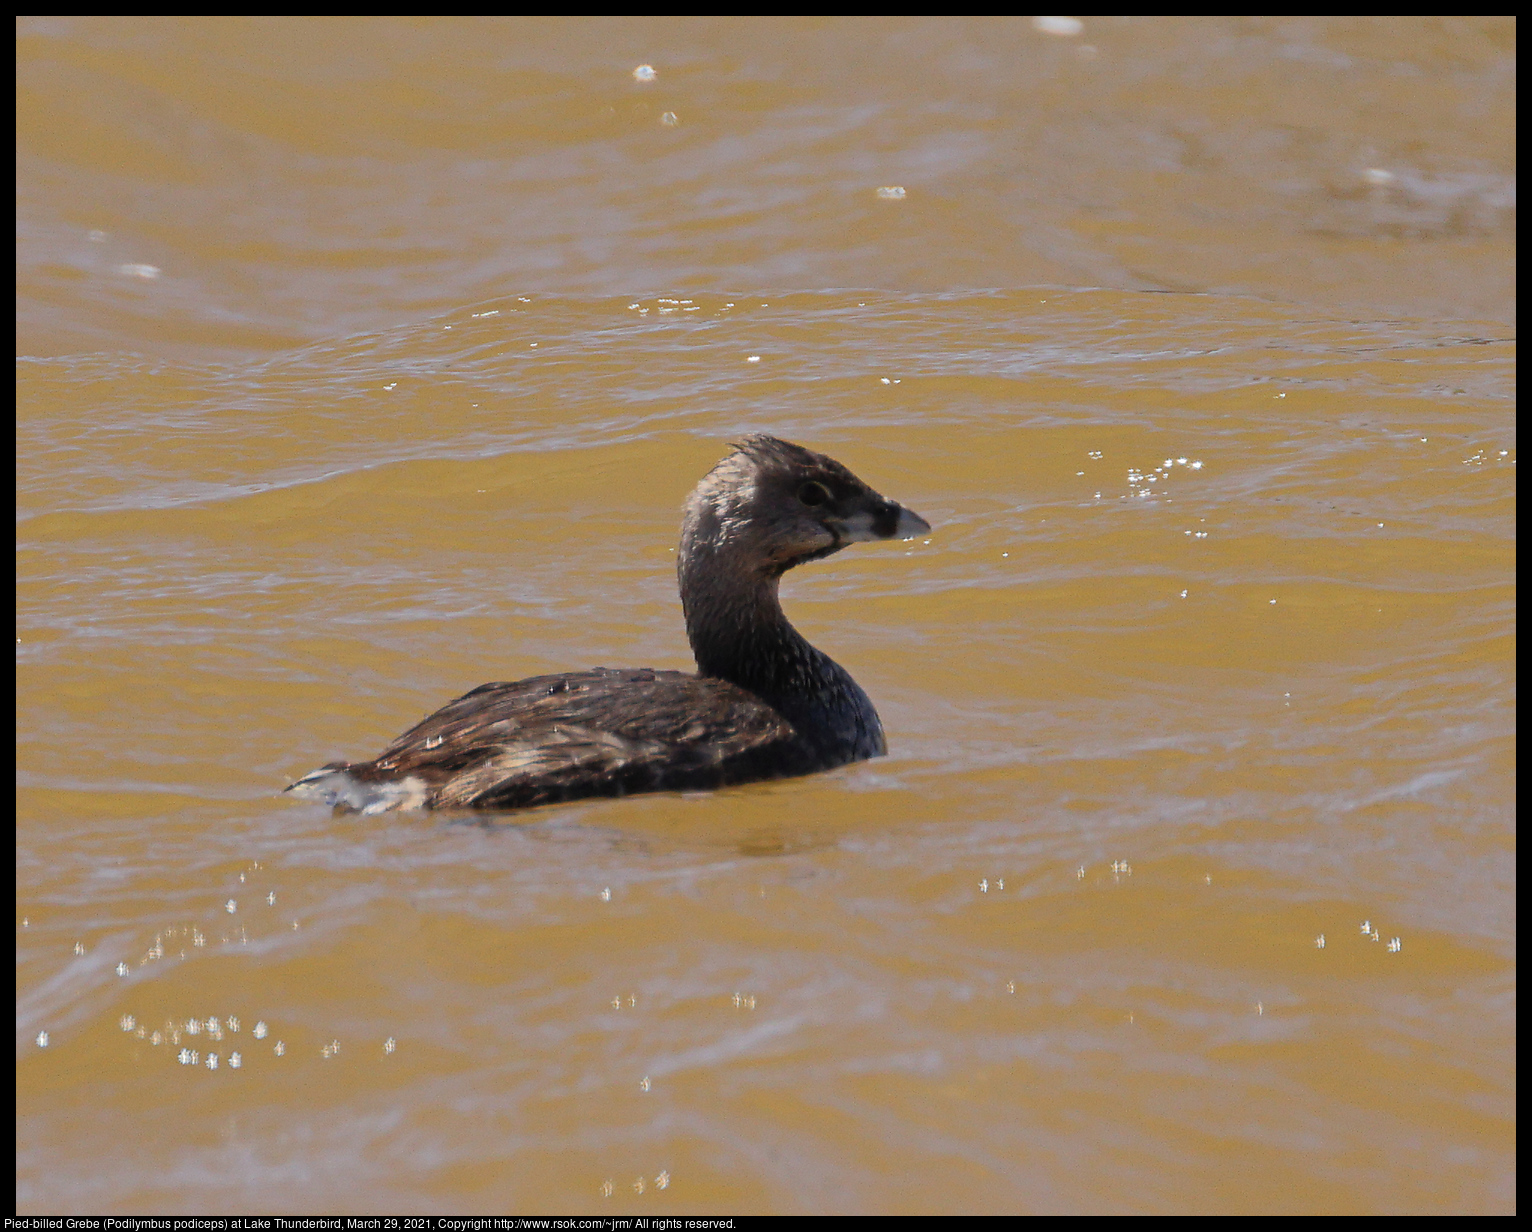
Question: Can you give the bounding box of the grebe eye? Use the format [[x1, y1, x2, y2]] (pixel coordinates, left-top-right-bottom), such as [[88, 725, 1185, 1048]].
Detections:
[[798, 481, 831, 507]]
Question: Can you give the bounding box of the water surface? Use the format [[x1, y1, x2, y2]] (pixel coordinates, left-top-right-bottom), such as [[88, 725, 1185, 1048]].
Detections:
[[16, 16, 1515, 1215]]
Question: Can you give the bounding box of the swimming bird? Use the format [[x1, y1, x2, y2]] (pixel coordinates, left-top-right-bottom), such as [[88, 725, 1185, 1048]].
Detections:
[[285, 435, 930, 813]]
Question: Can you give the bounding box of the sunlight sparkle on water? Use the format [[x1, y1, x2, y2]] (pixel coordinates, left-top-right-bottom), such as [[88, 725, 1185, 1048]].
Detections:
[[1032, 15, 1084, 36]]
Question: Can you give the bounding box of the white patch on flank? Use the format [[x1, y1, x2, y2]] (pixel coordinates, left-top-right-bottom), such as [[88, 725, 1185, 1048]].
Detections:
[[288, 768, 431, 813]]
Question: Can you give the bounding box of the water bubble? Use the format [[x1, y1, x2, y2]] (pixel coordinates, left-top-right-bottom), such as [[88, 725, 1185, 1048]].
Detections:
[[632, 64, 657, 82], [876, 186, 906, 199]]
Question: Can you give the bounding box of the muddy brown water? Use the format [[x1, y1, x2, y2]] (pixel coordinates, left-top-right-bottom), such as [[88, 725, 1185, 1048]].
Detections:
[[17, 17, 1514, 1214]]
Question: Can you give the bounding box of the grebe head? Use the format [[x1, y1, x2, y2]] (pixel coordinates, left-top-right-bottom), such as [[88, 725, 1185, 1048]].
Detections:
[[680, 434, 930, 580]]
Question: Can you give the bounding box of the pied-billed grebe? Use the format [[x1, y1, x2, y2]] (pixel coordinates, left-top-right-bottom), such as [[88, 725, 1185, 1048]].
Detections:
[[285, 435, 930, 813]]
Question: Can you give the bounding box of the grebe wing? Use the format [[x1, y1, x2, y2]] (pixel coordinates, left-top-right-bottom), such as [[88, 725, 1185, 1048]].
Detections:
[[354, 668, 803, 810]]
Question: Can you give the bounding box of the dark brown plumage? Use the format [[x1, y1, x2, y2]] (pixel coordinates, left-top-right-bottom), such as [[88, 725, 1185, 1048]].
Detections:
[[285, 435, 929, 814]]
